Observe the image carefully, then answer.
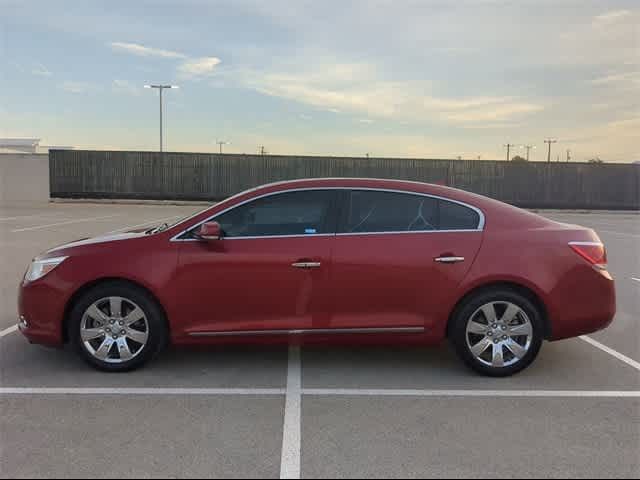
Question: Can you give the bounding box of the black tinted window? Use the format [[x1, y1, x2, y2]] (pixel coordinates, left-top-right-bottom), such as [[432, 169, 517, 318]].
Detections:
[[341, 191, 438, 233], [439, 199, 480, 230], [339, 190, 480, 233], [213, 190, 335, 237]]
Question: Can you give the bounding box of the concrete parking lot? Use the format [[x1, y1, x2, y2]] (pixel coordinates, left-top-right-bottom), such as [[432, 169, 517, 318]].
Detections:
[[1, 202, 638, 478]]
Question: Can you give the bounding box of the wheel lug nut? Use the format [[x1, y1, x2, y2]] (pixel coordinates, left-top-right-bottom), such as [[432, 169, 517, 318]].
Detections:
[[493, 339, 499, 344], [119, 321, 124, 326], [120, 330, 126, 335], [106, 328, 111, 333], [110, 320, 115, 325], [112, 335, 118, 340], [502, 335, 508, 340], [487, 331, 493, 336]]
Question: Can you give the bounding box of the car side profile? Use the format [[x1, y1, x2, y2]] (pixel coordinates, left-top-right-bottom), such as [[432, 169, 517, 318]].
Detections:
[[18, 178, 616, 376]]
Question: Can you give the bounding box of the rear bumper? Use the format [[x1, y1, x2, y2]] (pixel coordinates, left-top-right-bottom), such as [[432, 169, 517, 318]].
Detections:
[[18, 278, 67, 347], [547, 267, 616, 341]]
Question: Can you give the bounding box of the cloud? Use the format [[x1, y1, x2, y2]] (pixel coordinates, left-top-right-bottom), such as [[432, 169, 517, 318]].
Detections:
[[242, 62, 543, 126], [112, 79, 140, 96], [591, 71, 640, 90], [60, 81, 98, 94], [177, 57, 221, 78], [109, 42, 221, 80], [32, 64, 52, 77], [593, 9, 632, 25], [109, 42, 186, 59]]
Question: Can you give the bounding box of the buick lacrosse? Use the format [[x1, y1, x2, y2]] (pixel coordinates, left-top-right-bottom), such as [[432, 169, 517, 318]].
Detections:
[[19, 178, 615, 376]]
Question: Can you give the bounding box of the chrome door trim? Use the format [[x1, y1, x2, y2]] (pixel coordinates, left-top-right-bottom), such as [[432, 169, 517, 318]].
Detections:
[[434, 256, 466, 263], [291, 262, 322, 269], [169, 186, 485, 242], [188, 326, 425, 337]]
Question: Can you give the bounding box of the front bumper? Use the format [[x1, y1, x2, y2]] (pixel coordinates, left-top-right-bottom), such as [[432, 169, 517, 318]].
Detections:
[[18, 277, 68, 347]]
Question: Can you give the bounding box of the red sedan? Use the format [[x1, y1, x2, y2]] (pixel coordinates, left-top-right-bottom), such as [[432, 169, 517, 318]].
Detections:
[[18, 178, 615, 376]]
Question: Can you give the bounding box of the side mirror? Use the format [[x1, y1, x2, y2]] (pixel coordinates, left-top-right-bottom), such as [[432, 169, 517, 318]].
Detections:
[[197, 221, 222, 241]]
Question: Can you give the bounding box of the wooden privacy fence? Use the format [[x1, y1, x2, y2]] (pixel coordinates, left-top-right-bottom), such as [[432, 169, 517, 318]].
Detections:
[[49, 150, 640, 210]]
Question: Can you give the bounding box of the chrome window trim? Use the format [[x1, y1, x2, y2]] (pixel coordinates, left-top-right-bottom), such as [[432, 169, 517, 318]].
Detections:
[[170, 186, 485, 242], [188, 326, 425, 337]]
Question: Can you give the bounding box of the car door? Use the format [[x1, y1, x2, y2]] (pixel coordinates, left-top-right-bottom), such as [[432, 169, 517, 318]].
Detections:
[[173, 189, 338, 335], [326, 189, 483, 332]]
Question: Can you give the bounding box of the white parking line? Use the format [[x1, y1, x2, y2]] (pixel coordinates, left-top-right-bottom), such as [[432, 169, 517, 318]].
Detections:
[[105, 215, 183, 234], [302, 389, 640, 397], [0, 214, 67, 222], [580, 336, 640, 372], [11, 215, 122, 232], [0, 387, 285, 395], [280, 346, 302, 480], [0, 386, 637, 398], [0, 325, 18, 338]]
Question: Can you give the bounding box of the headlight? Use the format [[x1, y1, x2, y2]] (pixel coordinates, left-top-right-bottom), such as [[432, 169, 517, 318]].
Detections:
[[24, 256, 68, 283]]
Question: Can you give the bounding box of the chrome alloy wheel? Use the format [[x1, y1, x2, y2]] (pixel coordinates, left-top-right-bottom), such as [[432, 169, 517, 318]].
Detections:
[[465, 301, 533, 368], [80, 296, 149, 364]]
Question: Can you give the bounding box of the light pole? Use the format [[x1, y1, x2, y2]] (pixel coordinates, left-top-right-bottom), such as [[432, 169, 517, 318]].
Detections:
[[144, 84, 179, 152], [216, 140, 230, 154], [521, 145, 536, 161], [544, 138, 557, 163]]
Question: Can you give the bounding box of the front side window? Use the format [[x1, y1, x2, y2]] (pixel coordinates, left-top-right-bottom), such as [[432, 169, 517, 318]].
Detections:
[[339, 190, 480, 233], [209, 190, 336, 238]]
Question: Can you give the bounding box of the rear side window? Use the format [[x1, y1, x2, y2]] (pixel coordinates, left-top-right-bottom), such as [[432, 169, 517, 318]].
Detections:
[[439, 199, 481, 230], [213, 190, 335, 237], [338, 190, 480, 233]]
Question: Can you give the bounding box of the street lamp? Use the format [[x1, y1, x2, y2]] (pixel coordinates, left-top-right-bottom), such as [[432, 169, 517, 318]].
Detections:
[[521, 145, 536, 161], [216, 140, 230, 154], [144, 84, 179, 152]]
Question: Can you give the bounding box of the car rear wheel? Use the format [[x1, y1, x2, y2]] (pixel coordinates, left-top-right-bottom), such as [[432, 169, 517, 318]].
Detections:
[[68, 282, 167, 372], [450, 289, 543, 377]]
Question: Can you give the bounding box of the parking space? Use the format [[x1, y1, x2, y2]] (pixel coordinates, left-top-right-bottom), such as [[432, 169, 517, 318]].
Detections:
[[0, 203, 638, 478]]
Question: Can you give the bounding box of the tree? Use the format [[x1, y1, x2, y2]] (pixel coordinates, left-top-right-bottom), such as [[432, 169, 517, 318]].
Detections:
[[511, 155, 527, 162]]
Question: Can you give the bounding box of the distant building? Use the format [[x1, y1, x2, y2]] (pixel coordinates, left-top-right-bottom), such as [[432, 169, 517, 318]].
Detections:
[[0, 138, 73, 154]]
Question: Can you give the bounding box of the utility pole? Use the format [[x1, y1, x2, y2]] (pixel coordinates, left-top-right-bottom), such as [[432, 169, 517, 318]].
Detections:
[[258, 145, 267, 156], [522, 145, 535, 161], [544, 138, 557, 163], [144, 84, 179, 152], [503, 143, 516, 161], [566, 149, 571, 162]]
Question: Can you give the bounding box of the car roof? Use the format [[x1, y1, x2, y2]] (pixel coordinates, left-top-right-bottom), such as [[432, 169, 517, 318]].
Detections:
[[249, 178, 552, 230], [170, 177, 553, 236]]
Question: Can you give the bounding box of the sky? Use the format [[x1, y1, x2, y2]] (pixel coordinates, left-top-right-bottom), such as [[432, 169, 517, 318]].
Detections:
[[0, 0, 638, 162]]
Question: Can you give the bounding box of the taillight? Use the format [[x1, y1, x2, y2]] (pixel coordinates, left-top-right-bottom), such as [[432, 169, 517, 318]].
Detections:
[[569, 241, 607, 270]]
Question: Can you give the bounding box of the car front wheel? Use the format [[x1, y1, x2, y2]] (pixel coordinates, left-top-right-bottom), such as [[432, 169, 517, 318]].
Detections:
[[68, 282, 167, 372]]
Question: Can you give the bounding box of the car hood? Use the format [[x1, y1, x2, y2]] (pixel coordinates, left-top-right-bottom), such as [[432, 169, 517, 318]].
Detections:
[[45, 231, 148, 255]]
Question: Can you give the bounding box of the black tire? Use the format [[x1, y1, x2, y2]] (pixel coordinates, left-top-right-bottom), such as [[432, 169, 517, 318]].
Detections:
[[68, 281, 168, 372], [449, 288, 544, 377]]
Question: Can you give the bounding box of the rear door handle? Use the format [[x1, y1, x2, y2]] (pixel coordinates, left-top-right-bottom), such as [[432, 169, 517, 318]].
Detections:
[[292, 262, 321, 269], [435, 256, 465, 264]]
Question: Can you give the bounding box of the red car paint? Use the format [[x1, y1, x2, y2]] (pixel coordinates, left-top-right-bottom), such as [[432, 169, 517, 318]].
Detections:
[[18, 178, 615, 348]]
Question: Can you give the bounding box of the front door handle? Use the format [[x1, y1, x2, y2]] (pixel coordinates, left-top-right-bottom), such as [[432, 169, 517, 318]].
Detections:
[[435, 256, 465, 264], [292, 262, 321, 269]]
